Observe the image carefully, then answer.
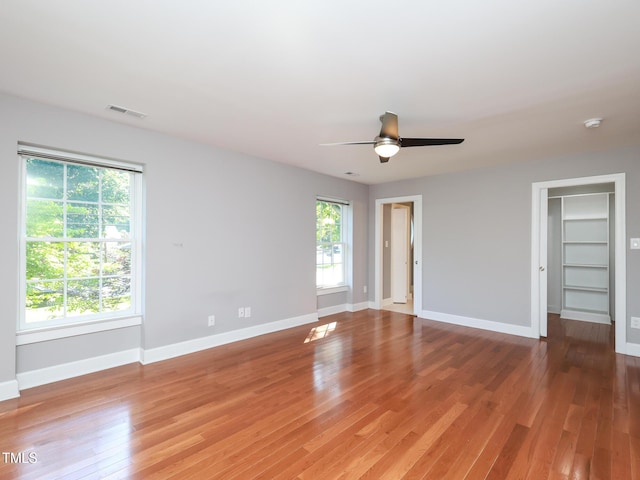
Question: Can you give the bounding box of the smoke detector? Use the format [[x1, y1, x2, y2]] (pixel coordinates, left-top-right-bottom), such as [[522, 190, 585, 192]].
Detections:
[[584, 118, 603, 129]]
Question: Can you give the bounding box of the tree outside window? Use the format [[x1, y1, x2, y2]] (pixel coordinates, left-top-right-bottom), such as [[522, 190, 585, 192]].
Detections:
[[23, 157, 137, 327], [316, 200, 346, 288]]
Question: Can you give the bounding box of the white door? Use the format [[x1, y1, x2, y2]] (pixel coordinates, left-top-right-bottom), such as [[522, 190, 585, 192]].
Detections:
[[391, 205, 410, 303]]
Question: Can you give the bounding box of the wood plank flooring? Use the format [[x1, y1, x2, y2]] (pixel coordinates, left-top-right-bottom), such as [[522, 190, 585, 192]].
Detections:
[[1, 311, 638, 479]]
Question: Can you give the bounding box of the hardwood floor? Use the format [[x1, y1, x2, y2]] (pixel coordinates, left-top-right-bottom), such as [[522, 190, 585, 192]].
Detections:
[[1, 311, 638, 479]]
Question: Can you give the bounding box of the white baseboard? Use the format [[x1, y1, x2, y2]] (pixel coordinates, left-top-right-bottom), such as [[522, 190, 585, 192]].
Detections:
[[382, 297, 393, 307], [141, 312, 318, 365], [547, 305, 561, 315], [625, 342, 640, 358], [420, 310, 538, 339], [318, 302, 369, 318], [16, 349, 140, 391], [347, 302, 369, 312], [318, 304, 346, 318], [0, 379, 20, 402], [560, 309, 611, 325]]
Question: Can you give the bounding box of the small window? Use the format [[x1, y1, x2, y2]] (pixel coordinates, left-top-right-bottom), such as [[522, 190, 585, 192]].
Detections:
[[19, 147, 143, 332], [316, 199, 347, 289]]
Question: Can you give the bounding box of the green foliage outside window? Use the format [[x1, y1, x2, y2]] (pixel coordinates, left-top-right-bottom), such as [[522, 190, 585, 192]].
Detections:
[[24, 157, 134, 323], [316, 200, 345, 287]]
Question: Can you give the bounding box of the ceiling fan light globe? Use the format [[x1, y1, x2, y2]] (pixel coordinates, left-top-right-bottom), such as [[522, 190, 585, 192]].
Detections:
[[374, 142, 400, 158]]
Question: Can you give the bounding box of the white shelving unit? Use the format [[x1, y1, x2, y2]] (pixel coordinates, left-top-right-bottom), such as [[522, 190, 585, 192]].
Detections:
[[560, 193, 610, 324]]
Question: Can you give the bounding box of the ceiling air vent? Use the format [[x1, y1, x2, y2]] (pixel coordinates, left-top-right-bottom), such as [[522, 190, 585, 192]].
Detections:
[[106, 104, 147, 119]]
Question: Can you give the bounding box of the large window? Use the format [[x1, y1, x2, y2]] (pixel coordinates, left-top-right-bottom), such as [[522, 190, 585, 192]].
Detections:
[[19, 146, 142, 332], [316, 199, 348, 289]]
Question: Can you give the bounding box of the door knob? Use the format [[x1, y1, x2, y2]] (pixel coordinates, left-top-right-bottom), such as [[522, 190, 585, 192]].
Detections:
[[540, 266, 545, 271]]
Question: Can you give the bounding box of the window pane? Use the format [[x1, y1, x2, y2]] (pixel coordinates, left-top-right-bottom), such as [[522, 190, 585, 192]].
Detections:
[[103, 242, 131, 276], [26, 158, 63, 199], [25, 281, 64, 322], [22, 153, 139, 330], [102, 205, 130, 238], [67, 242, 101, 278], [316, 200, 346, 288], [67, 203, 99, 238], [26, 241, 64, 280], [67, 278, 100, 316], [67, 164, 99, 202], [102, 277, 131, 312], [26, 199, 63, 237], [102, 169, 131, 204]]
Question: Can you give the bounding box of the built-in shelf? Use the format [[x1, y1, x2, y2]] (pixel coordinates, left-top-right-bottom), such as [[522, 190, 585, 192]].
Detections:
[[560, 193, 610, 324]]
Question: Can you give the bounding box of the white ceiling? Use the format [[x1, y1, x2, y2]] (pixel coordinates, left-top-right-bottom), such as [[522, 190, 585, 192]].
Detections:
[[1, 1, 639, 184]]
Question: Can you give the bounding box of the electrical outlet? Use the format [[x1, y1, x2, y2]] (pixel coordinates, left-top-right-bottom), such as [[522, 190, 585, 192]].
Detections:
[[363, 285, 368, 294], [238, 307, 245, 318], [631, 317, 640, 329], [245, 307, 251, 318], [208, 315, 215, 327]]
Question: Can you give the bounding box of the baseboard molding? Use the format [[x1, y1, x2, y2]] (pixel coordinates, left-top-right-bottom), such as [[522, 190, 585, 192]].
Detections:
[[625, 342, 640, 358], [560, 309, 610, 325], [318, 302, 369, 318], [0, 379, 20, 402], [420, 310, 538, 339], [16, 349, 140, 391], [318, 304, 346, 318], [382, 297, 393, 307], [141, 312, 318, 365], [347, 302, 369, 313], [547, 305, 561, 315]]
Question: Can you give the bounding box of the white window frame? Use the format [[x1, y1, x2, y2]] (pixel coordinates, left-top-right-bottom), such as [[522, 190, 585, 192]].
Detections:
[[316, 197, 350, 295], [17, 145, 144, 344]]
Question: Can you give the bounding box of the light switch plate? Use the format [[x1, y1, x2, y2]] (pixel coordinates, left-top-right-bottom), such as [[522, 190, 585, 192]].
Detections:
[[631, 238, 640, 250]]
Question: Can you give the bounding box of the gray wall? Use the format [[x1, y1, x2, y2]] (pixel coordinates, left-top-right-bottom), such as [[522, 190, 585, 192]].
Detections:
[[369, 147, 640, 344], [0, 93, 368, 380], [2, 89, 639, 389]]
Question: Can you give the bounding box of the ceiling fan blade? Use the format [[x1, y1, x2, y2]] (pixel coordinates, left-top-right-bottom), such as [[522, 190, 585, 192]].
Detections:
[[379, 112, 398, 139], [320, 141, 375, 146], [400, 137, 464, 147], [378, 156, 390, 163]]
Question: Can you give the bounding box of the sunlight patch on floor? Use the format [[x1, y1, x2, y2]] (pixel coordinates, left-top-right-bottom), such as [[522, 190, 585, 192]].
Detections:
[[304, 322, 337, 343]]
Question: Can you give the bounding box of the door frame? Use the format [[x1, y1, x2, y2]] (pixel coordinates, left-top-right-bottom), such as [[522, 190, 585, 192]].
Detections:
[[374, 195, 422, 315], [530, 173, 626, 353]]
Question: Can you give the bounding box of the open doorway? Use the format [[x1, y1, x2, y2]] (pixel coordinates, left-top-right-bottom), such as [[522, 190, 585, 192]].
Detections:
[[531, 173, 626, 354], [374, 195, 422, 316]]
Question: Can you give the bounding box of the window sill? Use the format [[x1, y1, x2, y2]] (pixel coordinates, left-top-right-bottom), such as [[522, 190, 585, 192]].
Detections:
[[317, 286, 349, 296], [16, 315, 143, 345]]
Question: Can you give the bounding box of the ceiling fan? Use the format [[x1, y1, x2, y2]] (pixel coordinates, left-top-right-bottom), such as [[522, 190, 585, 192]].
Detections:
[[322, 111, 464, 163]]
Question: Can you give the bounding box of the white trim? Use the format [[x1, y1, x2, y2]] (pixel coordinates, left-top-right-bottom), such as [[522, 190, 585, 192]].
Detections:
[[382, 297, 393, 307], [421, 310, 538, 339], [531, 173, 626, 354], [0, 379, 20, 401], [16, 315, 142, 345], [625, 343, 640, 358], [347, 301, 369, 312], [560, 309, 610, 325], [16, 348, 140, 390], [318, 304, 346, 318], [17, 143, 144, 172], [374, 195, 422, 315], [316, 286, 348, 296], [140, 313, 318, 365], [319, 302, 369, 317]]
